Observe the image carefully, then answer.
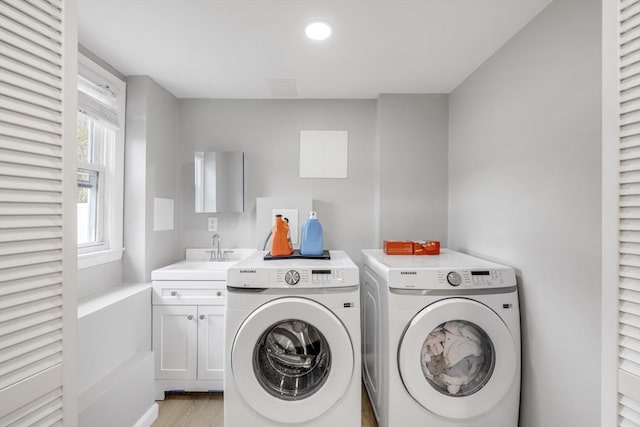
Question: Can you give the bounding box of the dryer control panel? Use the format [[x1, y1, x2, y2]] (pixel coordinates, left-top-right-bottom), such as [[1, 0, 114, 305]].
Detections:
[[387, 268, 515, 290], [363, 249, 517, 290], [441, 270, 508, 288]]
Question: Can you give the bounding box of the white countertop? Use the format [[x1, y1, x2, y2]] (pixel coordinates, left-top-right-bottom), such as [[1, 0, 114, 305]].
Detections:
[[151, 248, 256, 281]]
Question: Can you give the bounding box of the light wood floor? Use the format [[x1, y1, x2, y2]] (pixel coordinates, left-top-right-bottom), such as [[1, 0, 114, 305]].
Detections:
[[152, 385, 377, 427]]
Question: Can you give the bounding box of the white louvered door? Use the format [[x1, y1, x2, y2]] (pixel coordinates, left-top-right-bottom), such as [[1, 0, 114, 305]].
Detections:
[[618, 1, 640, 426], [0, 0, 76, 425]]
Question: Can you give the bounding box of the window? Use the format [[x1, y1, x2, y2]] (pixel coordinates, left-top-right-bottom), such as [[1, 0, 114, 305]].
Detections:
[[77, 116, 105, 245], [77, 53, 125, 268]]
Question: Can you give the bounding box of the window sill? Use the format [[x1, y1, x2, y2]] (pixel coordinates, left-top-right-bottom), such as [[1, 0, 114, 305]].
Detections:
[[77, 282, 150, 319], [78, 247, 124, 270]]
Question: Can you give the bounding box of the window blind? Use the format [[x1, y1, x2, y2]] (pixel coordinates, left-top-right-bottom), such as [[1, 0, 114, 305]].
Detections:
[[0, 0, 67, 425], [77, 62, 120, 130], [619, 1, 640, 426]]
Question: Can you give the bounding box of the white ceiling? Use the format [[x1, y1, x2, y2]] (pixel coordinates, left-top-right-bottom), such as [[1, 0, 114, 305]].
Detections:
[[77, 0, 551, 99]]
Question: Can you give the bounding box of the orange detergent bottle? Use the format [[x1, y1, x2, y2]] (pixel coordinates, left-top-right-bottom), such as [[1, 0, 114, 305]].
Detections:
[[270, 214, 294, 256]]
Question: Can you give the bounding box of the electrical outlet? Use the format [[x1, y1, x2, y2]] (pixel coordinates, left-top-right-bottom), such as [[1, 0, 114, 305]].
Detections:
[[207, 217, 218, 233], [272, 209, 299, 245]]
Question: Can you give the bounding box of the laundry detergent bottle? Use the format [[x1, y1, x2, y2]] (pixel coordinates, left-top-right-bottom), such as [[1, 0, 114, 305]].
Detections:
[[300, 211, 323, 256], [271, 214, 293, 256]]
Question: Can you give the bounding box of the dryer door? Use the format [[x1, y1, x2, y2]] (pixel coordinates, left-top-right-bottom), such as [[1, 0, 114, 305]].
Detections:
[[398, 298, 517, 419], [231, 297, 354, 424]]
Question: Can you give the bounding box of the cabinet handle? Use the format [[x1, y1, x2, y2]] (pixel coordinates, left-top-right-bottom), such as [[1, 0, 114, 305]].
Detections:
[[170, 291, 178, 296], [216, 291, 222, 297], [187, 314, 194, 320], [199, 314, 206, 320]]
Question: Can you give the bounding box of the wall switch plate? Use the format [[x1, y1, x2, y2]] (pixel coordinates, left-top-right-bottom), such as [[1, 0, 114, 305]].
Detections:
[[272, 209, 299, 245], [207, 217, 218, 233]]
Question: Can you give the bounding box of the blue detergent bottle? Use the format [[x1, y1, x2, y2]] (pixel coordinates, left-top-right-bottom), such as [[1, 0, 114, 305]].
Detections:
[[300, 211, 323, 256]]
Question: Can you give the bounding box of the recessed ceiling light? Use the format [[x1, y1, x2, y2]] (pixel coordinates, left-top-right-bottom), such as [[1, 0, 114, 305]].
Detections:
[[305, 21, 333, 41]]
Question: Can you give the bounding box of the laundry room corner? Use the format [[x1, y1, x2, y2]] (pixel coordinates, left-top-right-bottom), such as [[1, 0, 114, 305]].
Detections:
[[448, 2, 603, 426], [2, 1, 617, 425]]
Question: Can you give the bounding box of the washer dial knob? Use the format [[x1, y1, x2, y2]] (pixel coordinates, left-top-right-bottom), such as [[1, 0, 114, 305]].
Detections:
[[285, 270, 301, 286], [446, 271, 462, 287]]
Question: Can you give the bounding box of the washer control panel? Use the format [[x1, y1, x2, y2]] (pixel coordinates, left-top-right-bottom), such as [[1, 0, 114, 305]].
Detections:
[[227, 250, 359, 289], [275, 269, 346, 287]]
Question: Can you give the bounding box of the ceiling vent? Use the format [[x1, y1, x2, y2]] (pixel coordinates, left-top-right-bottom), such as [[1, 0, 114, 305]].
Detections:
[[267, 79, 297, 97]]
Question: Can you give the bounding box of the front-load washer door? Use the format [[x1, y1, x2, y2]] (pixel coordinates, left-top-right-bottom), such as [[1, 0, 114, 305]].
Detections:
[[231, 297, 354, 424], [398, 298, 517, 419]]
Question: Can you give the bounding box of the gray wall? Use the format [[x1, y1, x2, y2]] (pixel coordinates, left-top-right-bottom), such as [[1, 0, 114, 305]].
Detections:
[[77, 261, 122, 300], [448, 2, 602, 426], [177, 99, 378, 263], [144, 78, 181, 273], [124, 76, 180, 282], [377, 94, 448, 244], [123, 76, 148, 283]]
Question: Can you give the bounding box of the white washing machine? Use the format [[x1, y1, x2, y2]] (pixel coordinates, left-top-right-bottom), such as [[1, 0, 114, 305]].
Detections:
[[225, 250, 361, 427], [361, 249, 521, 427]]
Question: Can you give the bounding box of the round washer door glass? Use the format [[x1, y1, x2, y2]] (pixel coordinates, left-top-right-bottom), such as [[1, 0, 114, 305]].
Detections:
[[398, 298, 517, 420], [421, 320, 494, 397], [254, 319, 331, 400], [231, 297, 354, 424]]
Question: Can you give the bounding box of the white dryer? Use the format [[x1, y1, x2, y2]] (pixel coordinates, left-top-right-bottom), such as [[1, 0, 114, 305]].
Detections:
[[225, 250, 361, 427], [361, 249, 521, 427]]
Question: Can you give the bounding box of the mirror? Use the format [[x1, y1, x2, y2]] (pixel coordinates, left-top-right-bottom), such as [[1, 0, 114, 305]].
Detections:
[[195, 151, 244, 213]]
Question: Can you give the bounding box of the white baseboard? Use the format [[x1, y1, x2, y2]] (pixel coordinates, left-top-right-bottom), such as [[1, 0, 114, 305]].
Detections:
[[132, 402, 158, 427]]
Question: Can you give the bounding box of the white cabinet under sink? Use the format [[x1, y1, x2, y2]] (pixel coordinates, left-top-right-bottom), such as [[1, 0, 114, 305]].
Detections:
[[152, 281, 226, 397], [197, 305, 225, 380], [151, 248, 254, 400], [153, 305, 197, 380], [152, 303, 225, 382]]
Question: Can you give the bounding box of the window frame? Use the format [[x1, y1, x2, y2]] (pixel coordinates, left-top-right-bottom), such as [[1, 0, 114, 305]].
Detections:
[[77, 53, 126, 269], [77, 162, 105, 247]]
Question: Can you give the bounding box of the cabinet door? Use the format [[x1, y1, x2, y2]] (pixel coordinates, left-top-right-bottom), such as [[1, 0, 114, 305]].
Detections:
[[153, 305, 198, 380], [197, 305, 225, 381]]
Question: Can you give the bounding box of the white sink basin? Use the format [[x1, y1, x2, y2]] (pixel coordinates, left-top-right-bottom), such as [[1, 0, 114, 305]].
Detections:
[[151, 248, 256, 281]]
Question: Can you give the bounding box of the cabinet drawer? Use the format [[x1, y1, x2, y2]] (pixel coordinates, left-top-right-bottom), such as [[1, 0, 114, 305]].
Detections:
[[153, 281, 226, 305]]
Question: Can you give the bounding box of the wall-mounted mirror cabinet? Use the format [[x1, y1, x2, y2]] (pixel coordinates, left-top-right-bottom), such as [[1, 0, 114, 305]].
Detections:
[[195, 151, 244, 213]]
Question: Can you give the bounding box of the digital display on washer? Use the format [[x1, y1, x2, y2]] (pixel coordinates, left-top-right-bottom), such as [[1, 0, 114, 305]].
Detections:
[[312, 269, 332, 274], [471, 271, 490, 276]]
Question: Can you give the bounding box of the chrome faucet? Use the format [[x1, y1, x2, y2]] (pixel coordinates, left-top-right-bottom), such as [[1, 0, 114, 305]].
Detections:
[[210, 233, 222, 261], [208, 233, 234, 261]]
